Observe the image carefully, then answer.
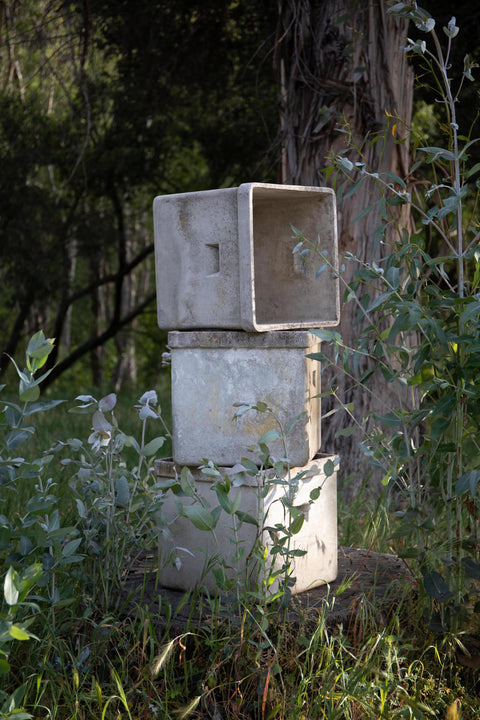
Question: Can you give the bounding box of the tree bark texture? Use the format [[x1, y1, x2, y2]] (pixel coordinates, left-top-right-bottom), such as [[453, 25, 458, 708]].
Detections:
[[276, 0, 413, 497]]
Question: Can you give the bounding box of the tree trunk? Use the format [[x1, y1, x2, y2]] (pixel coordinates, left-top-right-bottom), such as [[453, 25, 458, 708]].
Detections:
[[276, 0, 413, 497], [89, 250, 106, 388]]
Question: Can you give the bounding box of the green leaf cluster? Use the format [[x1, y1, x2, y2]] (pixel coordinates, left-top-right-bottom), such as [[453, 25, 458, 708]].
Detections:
[[312, 5, 480, 631]]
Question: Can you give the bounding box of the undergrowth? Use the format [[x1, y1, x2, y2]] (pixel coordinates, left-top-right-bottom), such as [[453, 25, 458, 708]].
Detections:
[[0, 331, 477, 720]]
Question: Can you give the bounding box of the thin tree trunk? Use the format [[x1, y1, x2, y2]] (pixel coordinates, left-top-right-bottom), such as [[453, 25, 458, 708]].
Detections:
[[276, 0, 413, 497], [41, 291, 156, 389], [0, 292, 33, 375], [89, 250, 106, 388]]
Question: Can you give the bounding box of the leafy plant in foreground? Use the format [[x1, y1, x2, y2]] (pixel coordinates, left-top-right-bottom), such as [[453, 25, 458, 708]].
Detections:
[[48, 389, 176, 607], [2, 332, 479, 719], [0, 332, 83, 610], [0, 332, 70, 718], [295, 4, 480, 631]]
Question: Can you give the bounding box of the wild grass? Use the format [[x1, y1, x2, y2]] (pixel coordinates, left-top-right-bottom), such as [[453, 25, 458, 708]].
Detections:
[[7, 566, 479, 720], [2, 383, 479, 720], [2, 335, 479, 719]]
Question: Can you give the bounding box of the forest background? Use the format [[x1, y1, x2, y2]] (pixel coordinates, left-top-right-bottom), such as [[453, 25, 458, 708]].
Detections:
[[1, 0, 479, 491]]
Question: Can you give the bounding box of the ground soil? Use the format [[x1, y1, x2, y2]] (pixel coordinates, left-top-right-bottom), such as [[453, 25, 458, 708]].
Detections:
[[122, 546, 415, 632]]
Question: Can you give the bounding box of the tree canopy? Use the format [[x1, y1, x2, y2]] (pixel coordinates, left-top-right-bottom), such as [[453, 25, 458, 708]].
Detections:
[[0, 0, 278, 388], [0, 0, 478, 392]]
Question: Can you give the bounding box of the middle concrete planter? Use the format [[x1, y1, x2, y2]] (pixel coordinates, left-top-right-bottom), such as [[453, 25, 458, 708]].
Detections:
[[169, 330, 322, 468]]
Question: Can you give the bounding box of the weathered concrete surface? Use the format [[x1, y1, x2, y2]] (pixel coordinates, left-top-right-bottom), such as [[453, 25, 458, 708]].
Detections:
[[154, 182, 339, 331], [154, 455, 338, 595], [169, 330, 323, 467]]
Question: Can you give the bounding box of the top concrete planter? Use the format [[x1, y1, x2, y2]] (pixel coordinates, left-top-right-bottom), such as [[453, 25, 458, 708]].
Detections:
[[154, 182, 339, 331]]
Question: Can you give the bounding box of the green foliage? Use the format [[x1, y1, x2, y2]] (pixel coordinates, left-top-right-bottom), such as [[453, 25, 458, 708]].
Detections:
[[0, 334, 63, 717], [0, 335, 89, 621], [47, 388, 175, 606], [2, 330, 325, 612], [0, 332, 340, 716], [0, 565, 41, 679], [302, 4, 480, 631], [0, 331, 478, 719]]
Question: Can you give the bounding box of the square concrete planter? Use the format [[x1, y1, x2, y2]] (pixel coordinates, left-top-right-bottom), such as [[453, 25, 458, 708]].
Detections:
[[154, 182, 339, 331], [169, 330, 322, 468], [155, 456, 338, 595]]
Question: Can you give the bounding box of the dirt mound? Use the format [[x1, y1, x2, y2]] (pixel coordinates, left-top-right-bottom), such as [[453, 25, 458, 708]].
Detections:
[[122, 547, 414, 631]]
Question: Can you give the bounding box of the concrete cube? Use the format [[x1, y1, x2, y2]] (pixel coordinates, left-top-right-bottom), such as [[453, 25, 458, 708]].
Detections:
[[169, 330, 322, 468], [154, 182, 339, 332], [155, 456, 338, 595]]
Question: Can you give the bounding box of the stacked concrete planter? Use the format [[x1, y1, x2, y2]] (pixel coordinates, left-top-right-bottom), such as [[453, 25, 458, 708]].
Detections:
[[156, 458, 338, 595], [169, 330, 321, 468], [154, 182, 340, 594], [154, 182, 340, 331]]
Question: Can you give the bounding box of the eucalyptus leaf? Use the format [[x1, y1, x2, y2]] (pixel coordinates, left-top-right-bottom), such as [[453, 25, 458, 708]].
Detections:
[[4, 406, 22, 429], [180, 467, 195, 497], [258, 429, 281, 444], [231, 490, 242, 515], [98, 393, 117, 412], [289, 513, 305, 535], [289, 548, 308, 557], [76, 499, 87, 519], [241, 458, 259, 475], [19, 536, 33, 556], [75, 394, 97, 404], [19, 382, 40, 403], [324, 459, 335, 477], [8, 625, 30, 642], [4, 568, 19, 606], [122, 435, 141, 454], [62, 539, 82, 557], [181, 504, 217, 532], [115, 476, 130, 507], [142, 436, 165, 457], [419, 145, 456, 162], [22, 399, 65, 416], [462, 557, 480, 580], [5, 427, 35, 451], [335, 426, 355, 438], [423, 571, 454, 602], [214, 485, 233, 514], [455, 470, 480, 496], [235, 510, 258, 526], [26, 331, 54, 360]]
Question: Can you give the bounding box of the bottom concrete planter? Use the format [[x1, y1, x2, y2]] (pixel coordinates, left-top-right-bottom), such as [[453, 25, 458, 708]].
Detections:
[[155, 455, 338, 595]]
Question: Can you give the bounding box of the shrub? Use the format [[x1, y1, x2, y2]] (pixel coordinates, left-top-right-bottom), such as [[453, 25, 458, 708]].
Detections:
[[295, 4, 480, 631]]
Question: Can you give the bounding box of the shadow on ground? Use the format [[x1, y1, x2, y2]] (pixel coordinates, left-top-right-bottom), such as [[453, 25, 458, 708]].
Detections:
[[122, 547, 415, 632]]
